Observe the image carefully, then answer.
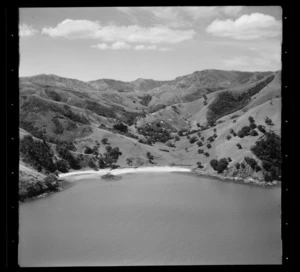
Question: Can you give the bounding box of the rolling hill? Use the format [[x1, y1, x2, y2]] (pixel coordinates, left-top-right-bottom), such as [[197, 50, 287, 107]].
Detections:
[[19, 69, 281, 200]]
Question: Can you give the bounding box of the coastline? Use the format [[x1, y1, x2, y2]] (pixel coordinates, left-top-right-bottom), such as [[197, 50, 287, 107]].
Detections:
[[58, 166, 280, 187]]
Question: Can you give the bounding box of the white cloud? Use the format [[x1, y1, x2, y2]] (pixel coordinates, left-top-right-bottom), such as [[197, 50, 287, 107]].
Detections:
[[42, 19, 195, 44], [118, 6, 244, 28], [91, 42, 172, 51], [111, 41, 131, 50], [19, 24, 39, 37], [91, 43, 109, 50], [206, 13, 282, 40]]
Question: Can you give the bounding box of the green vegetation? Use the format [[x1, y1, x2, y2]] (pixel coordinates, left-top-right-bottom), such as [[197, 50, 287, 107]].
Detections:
[[210, 158, 229, 173], [207, 75, 274, 124], [20, 135, 56, 173], [146, 152, 154, 164], [113, 122, 128, 133], [19, 173, 62, 202], [197, 162, 204, 169], [250, 132, 281, 182], [265, 116, 274, 126], [244, 157, 258, 170]]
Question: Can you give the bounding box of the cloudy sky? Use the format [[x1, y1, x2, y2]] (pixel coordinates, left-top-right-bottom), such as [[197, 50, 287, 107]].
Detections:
[[19, 6, 282, 81]]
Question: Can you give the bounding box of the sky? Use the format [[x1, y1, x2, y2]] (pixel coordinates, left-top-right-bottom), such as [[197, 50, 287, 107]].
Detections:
[[19, 6, 282, 82]]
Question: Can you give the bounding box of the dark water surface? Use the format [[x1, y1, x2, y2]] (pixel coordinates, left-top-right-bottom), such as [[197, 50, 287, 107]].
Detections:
[[19, 172, 281, 266]]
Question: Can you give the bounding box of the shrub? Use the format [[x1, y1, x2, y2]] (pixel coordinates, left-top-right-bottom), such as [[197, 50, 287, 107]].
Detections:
[[265, 117, 274, 126], [236, 143, 242, 149], [241, 163, 245, 169], [230, 128, 235, 134], [206, 143, 212, 149], [235, 162, 240, 169], [226, 135, 231, 140], [213, 133, 217, 138], [204, 152, 210, 157], [257, 125, 266, 134], [197, 162, 204, 168], [250, 130, 259, 136], [174, 135, 180, 141], [227, 157, 232, 162], [198, 149, 204, 154]]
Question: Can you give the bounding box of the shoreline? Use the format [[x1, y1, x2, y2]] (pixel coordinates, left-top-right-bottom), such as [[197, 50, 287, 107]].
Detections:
[[58, 166, 280, 187]]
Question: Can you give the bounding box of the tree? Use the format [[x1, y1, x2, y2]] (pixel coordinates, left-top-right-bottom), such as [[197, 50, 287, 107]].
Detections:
[[227, 157, 232, 162], [204, 152, 210, 157], [206, 143, 212, 149], [55, 159, 69, 173], [226, 135, 231, 140], [210, 159, 218, 170], [237, 126, 251, 138], [248, 116, 255, 124], [197, 141, 203, 147], [113, 122, 128, 133], [235, 162, 240, 169], [198, 149, 204, 154], [189, 136, 197, 144], [250, 132, 281, 181], [216, 158, 229, 173], [236, 143, 242, 149], [265, 117, 274, 126], [250, 130, 259, 136], [102, 138, 108, 145]]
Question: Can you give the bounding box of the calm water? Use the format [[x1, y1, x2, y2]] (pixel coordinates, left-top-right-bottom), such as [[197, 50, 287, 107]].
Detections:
[[19, 172, 281, 266]]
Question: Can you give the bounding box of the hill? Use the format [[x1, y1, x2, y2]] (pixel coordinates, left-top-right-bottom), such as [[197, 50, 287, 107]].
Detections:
[[19, 69, 281, 200]]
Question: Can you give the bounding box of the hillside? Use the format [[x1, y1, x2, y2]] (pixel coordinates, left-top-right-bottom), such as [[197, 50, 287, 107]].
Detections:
[[19, 69, 281, 200]]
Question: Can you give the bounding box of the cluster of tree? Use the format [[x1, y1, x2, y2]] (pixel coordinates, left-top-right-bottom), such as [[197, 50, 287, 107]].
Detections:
[[250, 132, 281, 182], [20, 135, 57, 173], [137, 122, 173, 143], [56, 141, 81, 170], [206, 75, 275, 125], [19, 173, 62, 202], [98, 146, 122, 169], [210, 157, 230, 173]]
